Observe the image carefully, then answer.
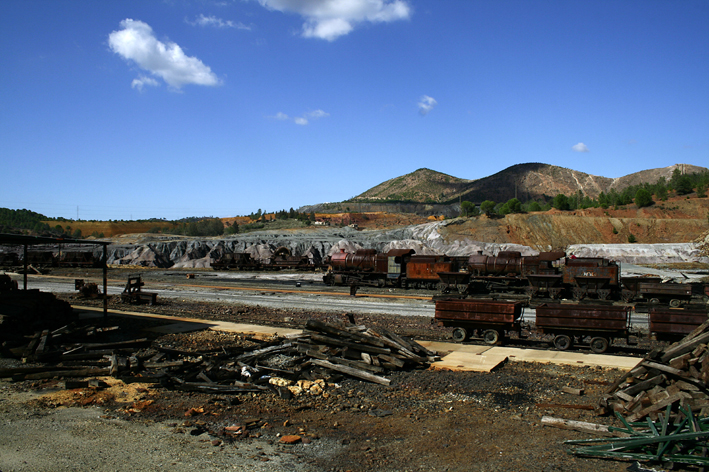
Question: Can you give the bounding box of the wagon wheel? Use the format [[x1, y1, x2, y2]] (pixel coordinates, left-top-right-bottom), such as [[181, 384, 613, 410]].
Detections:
[[649, 298, 660, 305], [549, 288, 562, 300], [669, 299, 682, 308], [572, 287, 587, 301], [483, 329, 501, 345], [597, 289, 611, 300], [553, 335, 572, 351], [377, 279, 386, 288], [589, 337, 609, 354], [621, 289, 635, 303], [452, 327, 467, 343]]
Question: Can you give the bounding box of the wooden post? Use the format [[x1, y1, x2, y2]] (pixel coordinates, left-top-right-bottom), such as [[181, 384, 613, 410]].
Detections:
[[102, 244, 108, 319], [23, 243, 27, 290]]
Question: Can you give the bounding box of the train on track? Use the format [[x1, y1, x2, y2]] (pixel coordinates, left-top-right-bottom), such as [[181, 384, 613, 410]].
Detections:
[[212, 247, 319, 271], [322, 248, 709, 307], [0, 249, 103, 269], [433, 298, 708, 353]]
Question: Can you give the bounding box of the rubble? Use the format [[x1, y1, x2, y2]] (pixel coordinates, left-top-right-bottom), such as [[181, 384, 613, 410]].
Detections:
[[0, 317, 438, 396]]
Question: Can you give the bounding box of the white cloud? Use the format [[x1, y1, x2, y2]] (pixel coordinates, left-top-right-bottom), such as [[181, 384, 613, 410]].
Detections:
[[131, 76, 160, 91], [257, 0, 411, 41], [189, 14, 252, 30], [307, 109, 330, 119], [108, 19, 221, 89], [572, 142, 590, 152], [418, 95, 437, 115], [271, 109, 330, 125]]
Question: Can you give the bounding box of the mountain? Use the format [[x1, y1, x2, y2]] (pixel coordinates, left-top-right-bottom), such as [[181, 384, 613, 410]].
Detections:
[[354, 168, 473, 203], [351, 163, 708, 204]]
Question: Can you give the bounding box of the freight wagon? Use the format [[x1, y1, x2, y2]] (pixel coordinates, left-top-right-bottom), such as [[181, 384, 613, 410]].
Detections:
[[434, 298, 708, 354]]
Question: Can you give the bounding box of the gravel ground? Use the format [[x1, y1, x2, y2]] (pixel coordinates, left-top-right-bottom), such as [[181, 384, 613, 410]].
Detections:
[[0, 272, 656, 472]]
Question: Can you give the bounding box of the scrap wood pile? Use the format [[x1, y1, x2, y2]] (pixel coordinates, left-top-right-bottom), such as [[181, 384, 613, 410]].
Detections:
[[600, 320, 709, 423], [0, 318, 439, 396], [0, 279, 75, 348], [541, 321, 709, 468]]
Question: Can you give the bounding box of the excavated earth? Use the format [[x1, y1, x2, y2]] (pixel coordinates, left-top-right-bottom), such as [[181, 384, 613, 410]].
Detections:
[[1, 292, 656, 472]]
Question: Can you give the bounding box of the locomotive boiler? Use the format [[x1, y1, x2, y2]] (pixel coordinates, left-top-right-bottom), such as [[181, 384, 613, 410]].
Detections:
[[323, 248, 462, 289]]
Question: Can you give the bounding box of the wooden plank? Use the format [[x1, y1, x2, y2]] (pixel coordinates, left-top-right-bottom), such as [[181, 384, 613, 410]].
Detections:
[[626, 392, 692, 422], [619, 374, 664, 397], [660, 332, 709, 363], [308, 333, 391, 355], [641, 360, 686, 377], [326, 357, 385, 373], [541, 416, 624, 437], [311, 359, 390, 386], [305, 320, 386, 347], [19, 367, 111, 380]]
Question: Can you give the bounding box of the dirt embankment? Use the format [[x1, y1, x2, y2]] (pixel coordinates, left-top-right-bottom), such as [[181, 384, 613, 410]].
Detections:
[[440, 197, 709, 250]]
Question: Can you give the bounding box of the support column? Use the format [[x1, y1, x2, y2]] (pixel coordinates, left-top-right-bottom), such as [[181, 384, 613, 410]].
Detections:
[[103, 245, 108, 319]]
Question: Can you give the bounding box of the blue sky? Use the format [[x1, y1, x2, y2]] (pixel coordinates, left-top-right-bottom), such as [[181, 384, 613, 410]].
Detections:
[[1, 0, 707, 221]]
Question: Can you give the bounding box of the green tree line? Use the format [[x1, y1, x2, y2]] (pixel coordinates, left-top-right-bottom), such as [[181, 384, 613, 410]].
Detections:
[[459, 169, 708, 217]]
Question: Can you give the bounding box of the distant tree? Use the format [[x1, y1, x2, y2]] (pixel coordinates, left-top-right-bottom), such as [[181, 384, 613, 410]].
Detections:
[[697, 184, 707, 198], [505, 198, 522, 214], [552, 194, 570, 211], [460, 201, 476, 217], [480, 200, 496, 216], [526, 201, 542, 212], [224, 222, 239, 235], [628, 234, 637, 243], [675, 176, 694, 195], [634, 188, 653, 208]]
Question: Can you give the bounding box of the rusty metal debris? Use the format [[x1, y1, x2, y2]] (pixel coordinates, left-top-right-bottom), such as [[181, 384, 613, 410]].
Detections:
[[75, 279, 101, 298]]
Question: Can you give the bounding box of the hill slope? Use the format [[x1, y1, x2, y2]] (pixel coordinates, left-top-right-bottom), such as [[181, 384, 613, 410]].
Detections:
[[355, 168, 473, 203], [352, 163, 708, 204]]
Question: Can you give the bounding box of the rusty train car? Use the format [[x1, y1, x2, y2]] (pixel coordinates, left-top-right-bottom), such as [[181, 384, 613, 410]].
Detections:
[[59, 251, 102, 268], [212, 247, 317, 271], [439, 250, 623, 301], [322, 248, 465, 289], [434, 298, 708, 353]]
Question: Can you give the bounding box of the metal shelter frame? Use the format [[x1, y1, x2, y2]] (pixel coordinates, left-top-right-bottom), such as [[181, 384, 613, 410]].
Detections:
[[0, 234, 110, 317]]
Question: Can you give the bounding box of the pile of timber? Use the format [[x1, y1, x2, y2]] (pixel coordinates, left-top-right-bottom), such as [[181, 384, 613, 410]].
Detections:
[[600, 320, 709, 422], [0, 318, 439, 395], [0, 286, 74, 347]]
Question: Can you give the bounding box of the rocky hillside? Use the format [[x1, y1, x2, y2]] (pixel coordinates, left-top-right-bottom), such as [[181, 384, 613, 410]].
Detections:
[[88, 194, 709, 269], [355, 168, 473, 203], [351, 163, 708, 204]]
